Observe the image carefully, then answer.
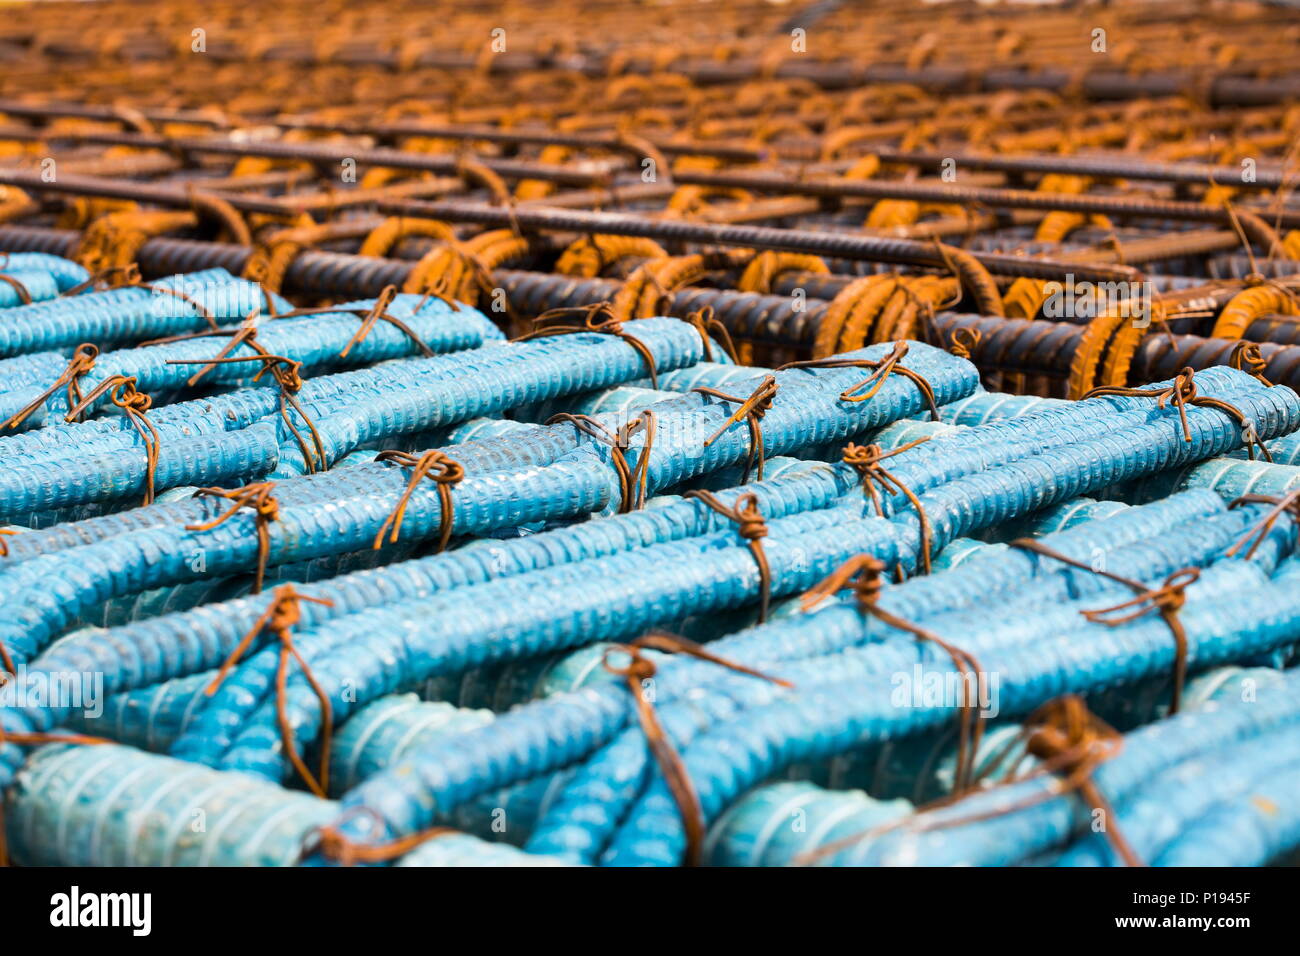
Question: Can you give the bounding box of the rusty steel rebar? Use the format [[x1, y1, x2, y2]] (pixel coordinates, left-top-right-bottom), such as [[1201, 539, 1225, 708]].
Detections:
[[4, 0, 1300, 405]]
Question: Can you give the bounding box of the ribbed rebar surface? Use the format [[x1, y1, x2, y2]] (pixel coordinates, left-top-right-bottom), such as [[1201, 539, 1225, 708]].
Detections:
[[0, 0, 1299, 881]]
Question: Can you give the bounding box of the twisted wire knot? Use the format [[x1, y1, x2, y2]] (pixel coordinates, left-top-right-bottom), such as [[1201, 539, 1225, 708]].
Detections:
[[4, 343, 99, 429], [259, 353, 306, 393], [1084, 366, 1271, 461], [799, 552, 886, 614], [841, 441, 886, 472], [800, 551, 984, 791], [548, 409, 656, 512], [66, 374, 160, 505], [685, 489, 772, 621], [731, 493, 768, 541], [1024, 696, 1122, 767], [694, 375, 778, 483], [949, 327, 982, 360], [1013, 537, 1199, 714], [1081, 568, 1200, 626], [205, 583, 335, 797], [373, 449, 465, 551], [103, 377, 152, 415], [602, 630, 791, 866], [682, 305, 739, 363], [1160, 367, 1200, 409], [841, 436, 933, 575], [776, 341, 940, 421], [1229, 340, 1272, 386], [605, 646, 659, 685], [187, 481, 281, 592], [376, 449, 466, 485]]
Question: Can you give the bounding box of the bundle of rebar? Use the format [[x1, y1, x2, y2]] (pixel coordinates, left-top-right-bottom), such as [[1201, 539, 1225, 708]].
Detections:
[[1, 0, 1300, 871]]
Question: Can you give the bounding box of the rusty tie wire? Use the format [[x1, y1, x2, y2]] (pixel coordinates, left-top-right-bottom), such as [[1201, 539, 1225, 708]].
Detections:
[[1084, 366, 1272, 462], [60, 263, 146, 296], [842, 437, 934, 577], [435, 241, 516, 320], [65, 375, 161, 505], [408, 275, 463, 316], [1225, 490, 1300, 560], [168, 341, 327, 472], [547, 409, 656, 512], [1079, 569, 1200, 715], [271, 284, 440, 358], [1229, 341, 1273, 386], [186, 482, 280, 594], [0, 272, 32, 305], [778, 341, 940, 421], [682, 306, 739, 364], [162, 320, 261, 386], [601, 631, 792, 867], [204, 584, 335, 798], [794, 695, 1141, 868], [3, 343, 98, 429], [514, 302, 659, 389], [308, 638, 792, 869], [684, 489, 772, 622], [305, 806, 457, 867], [800, 554, 986, 793], [61, 263, 219, 330], [693, 374, 777, 484], [896, 266, 965, 346], [948, 327, 981, 361], [0, 253, 31, 306], [259, 354, 327, 474], [372, 449, 465, 552], [1011, 537, 1199, 714]]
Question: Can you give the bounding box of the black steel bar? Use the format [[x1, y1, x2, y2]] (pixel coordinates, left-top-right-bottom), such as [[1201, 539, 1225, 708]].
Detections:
[[373, 198, 1144, 283], [671, 169, 1300, 231], [17, 131, 618, 187], [868, 150, 1292, 191]]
